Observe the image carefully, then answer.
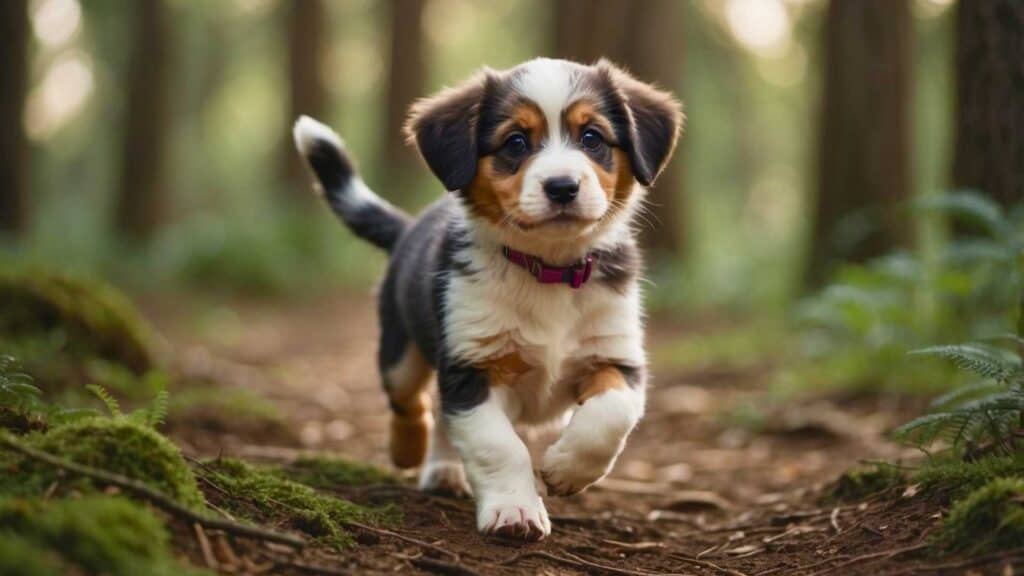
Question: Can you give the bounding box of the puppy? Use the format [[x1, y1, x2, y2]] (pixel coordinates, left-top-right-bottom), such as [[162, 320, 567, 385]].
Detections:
[[294, 58, 682, 541]]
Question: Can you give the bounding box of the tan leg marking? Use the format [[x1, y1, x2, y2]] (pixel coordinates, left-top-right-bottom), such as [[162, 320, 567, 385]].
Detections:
[[576, 365, 629, 404], [385, 346, 433, 469]]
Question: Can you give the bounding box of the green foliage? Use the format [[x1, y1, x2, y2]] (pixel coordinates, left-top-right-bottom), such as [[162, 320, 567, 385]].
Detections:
[[937, 478, 1024, 552], [913, 453, 1024, 500], [830, 463, 906, 502], [86, 383, 123, 418], [201, 458, 396, 548], [789, 191, 1023, 394], [0, 356, 98, 433], [0, 268, 159, 376], [894, 342, 1023, 456], [3, 418, 204, 509], [0, 495, 210, 576], [279, 455, 396, 489]]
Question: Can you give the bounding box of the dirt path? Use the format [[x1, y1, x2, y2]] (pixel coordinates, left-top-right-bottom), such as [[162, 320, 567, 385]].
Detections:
[[147, 293, 1018, 575]]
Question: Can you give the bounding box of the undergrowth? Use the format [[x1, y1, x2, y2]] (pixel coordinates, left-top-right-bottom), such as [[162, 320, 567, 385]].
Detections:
[[0, 269, 397, 572], [200, 458, 397, 548]]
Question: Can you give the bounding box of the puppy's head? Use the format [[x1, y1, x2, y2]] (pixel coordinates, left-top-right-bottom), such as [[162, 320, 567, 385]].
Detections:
[[405, 58, 683, 243]]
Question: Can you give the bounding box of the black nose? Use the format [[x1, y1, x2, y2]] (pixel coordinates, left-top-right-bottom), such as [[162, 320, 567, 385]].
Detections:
[[543, 177, 579, 205]]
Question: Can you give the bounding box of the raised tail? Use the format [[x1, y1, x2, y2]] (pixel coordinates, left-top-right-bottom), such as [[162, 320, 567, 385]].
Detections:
[[292, 116, 411, 253]]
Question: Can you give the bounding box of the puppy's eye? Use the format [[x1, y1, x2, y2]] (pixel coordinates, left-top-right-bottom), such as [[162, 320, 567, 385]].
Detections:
[[503, 133, 529, 155], [580, 129, 605, 152]]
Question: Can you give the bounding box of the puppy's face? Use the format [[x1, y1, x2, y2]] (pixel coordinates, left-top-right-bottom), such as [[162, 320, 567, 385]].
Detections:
[[406, 58, 683, 242]]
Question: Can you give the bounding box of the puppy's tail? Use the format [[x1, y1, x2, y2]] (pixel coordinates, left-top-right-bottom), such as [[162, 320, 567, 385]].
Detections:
[[293, 116, 411, 253]]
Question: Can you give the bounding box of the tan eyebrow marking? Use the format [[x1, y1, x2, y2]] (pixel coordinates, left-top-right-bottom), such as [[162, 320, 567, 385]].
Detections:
[[494, 101, 547, 148], [564, 100, 616, 142]]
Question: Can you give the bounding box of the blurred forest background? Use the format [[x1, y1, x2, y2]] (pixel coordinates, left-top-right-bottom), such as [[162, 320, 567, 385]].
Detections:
[[3, 1, 1024, 573], [2, 0, 1008, 309]]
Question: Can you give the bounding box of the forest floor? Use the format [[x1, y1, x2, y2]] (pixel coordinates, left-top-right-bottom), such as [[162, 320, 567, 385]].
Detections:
[[144, 293, 1022, 576]]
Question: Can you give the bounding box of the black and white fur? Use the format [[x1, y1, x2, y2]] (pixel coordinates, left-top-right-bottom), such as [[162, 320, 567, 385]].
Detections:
[[294, 58, 682, 541]]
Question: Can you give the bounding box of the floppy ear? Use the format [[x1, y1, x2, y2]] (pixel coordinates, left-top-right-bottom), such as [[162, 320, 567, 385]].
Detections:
[[404, 70, 493, 192], [597, 60, 684, 187]]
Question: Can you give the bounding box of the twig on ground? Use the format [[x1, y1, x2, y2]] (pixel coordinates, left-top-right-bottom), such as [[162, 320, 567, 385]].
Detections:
[[342, 520, 459, 561], [0, 433, 307, 548], [669, 552, 749, 576], [805, 542, 929, 576], [193, 523, 218, 569], [279, 559, 353, 575], [409, 556, 481, 576], [829, 507, 841, 534], [503, 549, 678, 576]]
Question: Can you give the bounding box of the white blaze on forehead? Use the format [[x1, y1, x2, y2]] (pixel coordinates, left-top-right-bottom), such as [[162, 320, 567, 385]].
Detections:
[[514, 58, 577, 144]]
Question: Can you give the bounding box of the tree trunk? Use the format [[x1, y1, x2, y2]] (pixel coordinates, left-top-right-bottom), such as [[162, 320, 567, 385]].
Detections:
[[116, 0, 171, 241], [808, 0, 912, 286], [552, 0, 685, 257], [283, 0, 327, 197], [382, 0, 426, 205], [0, 0, 30, 236], [952, 0, 1024, 209]]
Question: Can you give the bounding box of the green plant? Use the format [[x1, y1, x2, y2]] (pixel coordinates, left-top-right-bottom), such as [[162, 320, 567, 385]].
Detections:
[[895, 342, 1023, 456], [788, 191, 1023, 394]]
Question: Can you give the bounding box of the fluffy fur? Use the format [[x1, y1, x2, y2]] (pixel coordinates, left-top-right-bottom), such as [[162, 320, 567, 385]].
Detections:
[[294, 58, 683, 541]]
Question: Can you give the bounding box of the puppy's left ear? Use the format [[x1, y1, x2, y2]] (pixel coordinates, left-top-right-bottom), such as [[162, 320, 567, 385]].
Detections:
[[598, 60, 684, 187]]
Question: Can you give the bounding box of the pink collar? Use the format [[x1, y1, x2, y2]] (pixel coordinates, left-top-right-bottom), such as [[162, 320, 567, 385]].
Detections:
[[502, 247, 594, 289]]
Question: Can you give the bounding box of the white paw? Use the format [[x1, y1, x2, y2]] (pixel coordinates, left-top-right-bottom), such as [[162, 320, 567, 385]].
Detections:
[[477, 495, 551, 541], [418, 461, 471, 497], [541, 442, 614, 496]]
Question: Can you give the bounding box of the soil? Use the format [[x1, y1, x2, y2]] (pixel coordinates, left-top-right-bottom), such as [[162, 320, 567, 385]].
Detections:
[[145, 293, 1024, 576]]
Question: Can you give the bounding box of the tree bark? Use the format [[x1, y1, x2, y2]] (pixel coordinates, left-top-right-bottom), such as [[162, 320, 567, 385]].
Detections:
[[808, 0, 912, 286], [382, 0, 426, 204], [116, 0, 171, 241], [0, 0, 30, 236], [551, 0, 685, 257], [283, 0, 327, 197], [952, 0, 1024, 209]]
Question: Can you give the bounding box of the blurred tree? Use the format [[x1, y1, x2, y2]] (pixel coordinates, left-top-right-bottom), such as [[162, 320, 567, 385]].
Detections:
[[116, 0, 172, 241], [808, 0, 912, 286], [382, 0, 426, 205], [551, 0, 685, 257], [283, 0, 327, 198], [0, 0, 30, 236], [952, 0, 1023, 208]]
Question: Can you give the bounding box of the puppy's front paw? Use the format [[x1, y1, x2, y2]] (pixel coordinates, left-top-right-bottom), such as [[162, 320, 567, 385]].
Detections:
[[477, 495, 550, 541], [418, 460, 471, 497], [541, 443, 613, 497]]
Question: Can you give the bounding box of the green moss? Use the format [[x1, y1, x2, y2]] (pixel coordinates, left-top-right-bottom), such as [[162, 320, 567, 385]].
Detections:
[[0, 269, 159, 381], [203, 458, 397, 548], [0, 533, 66, 576], [831, 463, 906, 502], [938, 478, 1024, 552], [279, 455, 395, 489], [3, 418, 203, 509], [0, 495, 209, 576], [913, 453, 1024, 499]]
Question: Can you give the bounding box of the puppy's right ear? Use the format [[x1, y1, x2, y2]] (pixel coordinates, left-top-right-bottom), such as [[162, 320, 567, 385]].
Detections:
[[404, 70, 493, 192]]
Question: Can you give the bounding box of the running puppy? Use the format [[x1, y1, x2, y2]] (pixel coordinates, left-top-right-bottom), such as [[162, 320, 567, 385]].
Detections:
[[293, 58, 682, 541]]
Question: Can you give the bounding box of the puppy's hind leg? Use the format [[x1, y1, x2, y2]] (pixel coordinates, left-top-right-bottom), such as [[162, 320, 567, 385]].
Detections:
[[379, 320, 433, 469]]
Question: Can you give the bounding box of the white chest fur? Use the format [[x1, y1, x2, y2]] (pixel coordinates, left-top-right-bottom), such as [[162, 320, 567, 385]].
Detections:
[[443, 246, 645, 423]]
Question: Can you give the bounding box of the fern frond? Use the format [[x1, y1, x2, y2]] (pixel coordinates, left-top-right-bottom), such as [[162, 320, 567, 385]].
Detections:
[[911, 344, 1018, 382], [931, 381, 1008, 409], [147, 389, 169, 428], [84, 384, 122, 418]]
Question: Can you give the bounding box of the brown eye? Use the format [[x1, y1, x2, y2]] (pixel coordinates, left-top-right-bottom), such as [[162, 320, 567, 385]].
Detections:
[[580, 129, 605, 152], [504, 133, 528, 156]]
